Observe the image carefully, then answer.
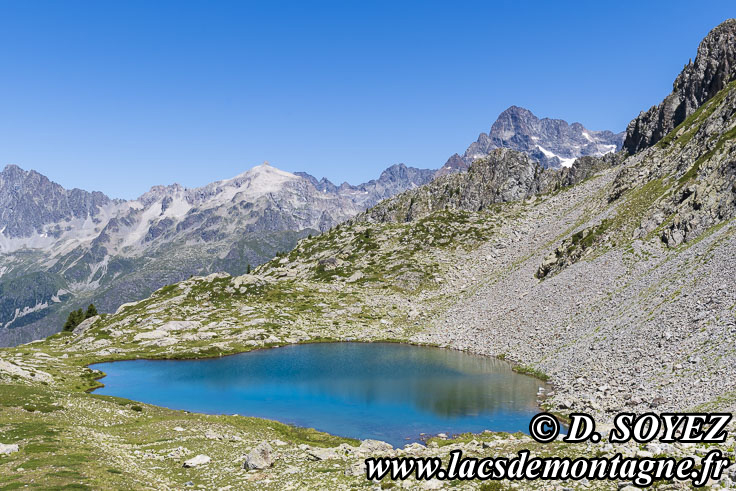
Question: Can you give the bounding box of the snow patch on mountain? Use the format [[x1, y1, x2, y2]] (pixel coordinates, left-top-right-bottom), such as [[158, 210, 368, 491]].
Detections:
[[3, 301, 49, 329]]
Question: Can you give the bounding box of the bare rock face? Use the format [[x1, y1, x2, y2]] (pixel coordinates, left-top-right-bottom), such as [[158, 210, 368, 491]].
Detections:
[[624, 19, 736, 154], [71, 316, 99, 336], [0, 164, 113, 239]]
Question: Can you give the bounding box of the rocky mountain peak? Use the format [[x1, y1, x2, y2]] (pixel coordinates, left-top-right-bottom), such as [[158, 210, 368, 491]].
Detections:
[[1, 164, 47, 188], [624, 19, 736, 153], [233, 162, 297, 187], [436, 106, 623, 176], [373, 163, 421, 184], [490, 105, 537, 136], [0, 164, 112, 240], [440, 154, 465, 174], [1, 164, 25, 179], [228, 162, 297, 185], [137, 183, 186, 207]]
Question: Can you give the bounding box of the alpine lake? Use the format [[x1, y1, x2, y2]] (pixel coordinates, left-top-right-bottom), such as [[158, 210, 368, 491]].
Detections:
[[91, 342, 546, 447]]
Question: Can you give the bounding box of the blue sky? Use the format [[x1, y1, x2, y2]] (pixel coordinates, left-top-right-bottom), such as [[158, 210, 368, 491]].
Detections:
[[0, 1, 733, 199]]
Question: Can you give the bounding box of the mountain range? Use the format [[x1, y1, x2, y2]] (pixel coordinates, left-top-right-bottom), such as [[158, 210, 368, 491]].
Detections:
[[0, 163, 433, 345], [0, 108, 622, 346]]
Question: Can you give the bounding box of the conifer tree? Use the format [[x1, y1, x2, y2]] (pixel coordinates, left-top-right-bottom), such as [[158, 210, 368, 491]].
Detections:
[[85, 304, 98, 318], [63, 308, 85, 332]]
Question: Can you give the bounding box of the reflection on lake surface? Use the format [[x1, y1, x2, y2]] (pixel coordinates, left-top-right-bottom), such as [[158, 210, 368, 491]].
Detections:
[[91, 342, 544, 446]]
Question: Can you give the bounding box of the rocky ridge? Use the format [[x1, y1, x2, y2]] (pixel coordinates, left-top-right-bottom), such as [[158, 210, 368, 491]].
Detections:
[[365, 149, 621, 223], [0, 164, 116, 243], [538, 47, 736, 278], [624, 18, 736, 153]]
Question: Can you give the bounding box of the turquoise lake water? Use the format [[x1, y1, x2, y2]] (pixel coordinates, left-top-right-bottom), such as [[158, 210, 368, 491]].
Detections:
[[91, 342, 544, 446]]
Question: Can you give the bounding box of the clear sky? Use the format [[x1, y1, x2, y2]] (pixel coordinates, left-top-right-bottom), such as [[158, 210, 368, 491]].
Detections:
[[0, 1, 733, 199]]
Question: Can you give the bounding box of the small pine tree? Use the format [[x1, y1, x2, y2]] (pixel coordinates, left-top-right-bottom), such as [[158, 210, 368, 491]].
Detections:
[[246, 264, 251, 274], [85, 304, 98, 318], [62, 313, 75, 332], [63, 308, 85, 332]]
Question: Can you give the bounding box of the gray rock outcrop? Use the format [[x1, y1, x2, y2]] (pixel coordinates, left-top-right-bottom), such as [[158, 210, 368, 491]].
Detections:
[[624, 19, 736, 153], [363, 149, 621, 224]]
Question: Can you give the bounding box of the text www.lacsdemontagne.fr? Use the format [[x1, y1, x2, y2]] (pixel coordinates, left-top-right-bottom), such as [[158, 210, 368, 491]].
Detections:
[[365, 449, 730, 487]]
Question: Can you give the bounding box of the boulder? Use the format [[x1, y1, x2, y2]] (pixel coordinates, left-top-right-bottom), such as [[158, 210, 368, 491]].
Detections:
[[728, 464, 736, 481], [346, 271, 364, 283], [204, 430, 221, 440], [72, 316, 99, 336], [243, 442, 274, 470], [133, 330, 167, 341], [306, 446, 340, 461], [183, 454, 211, 467], [358, 439, 393, 454], [160, 320, 200, 331], [344, 461, 366, 477], [0, 443, 19, 455]]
